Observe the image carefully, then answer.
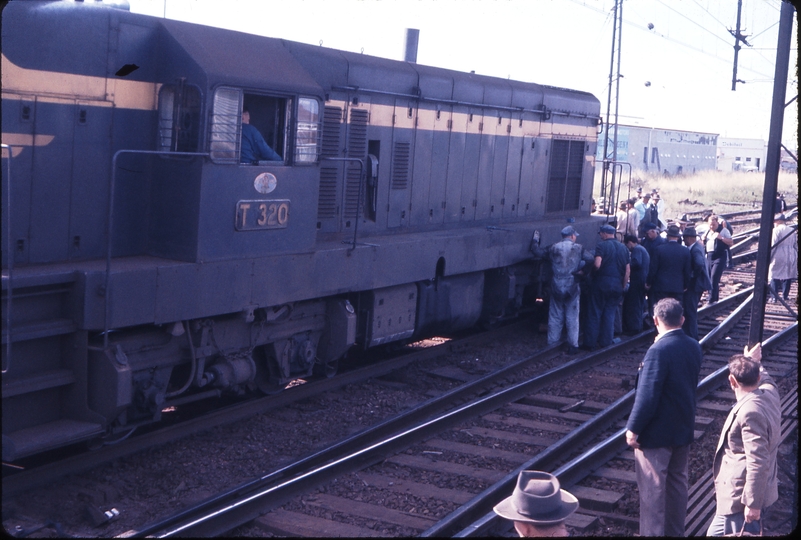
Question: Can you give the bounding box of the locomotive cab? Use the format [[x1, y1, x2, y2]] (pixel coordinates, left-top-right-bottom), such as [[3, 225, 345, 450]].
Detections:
[[140, 19, 326, 264]]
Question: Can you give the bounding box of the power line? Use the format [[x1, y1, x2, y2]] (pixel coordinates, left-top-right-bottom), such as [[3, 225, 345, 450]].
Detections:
[[750, 20, 779, 42], [654, 0, 732, 46], [690, 0, 730, 31], [567, 0, 780, 81]]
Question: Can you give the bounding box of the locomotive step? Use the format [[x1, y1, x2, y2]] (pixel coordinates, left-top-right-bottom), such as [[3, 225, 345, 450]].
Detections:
[[2, 368, 76, 399], [3, 419, 103, 462], [1, 318, 77, 344]]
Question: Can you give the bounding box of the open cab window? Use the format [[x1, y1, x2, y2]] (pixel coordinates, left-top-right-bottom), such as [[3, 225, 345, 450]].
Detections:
[[209, 87, 320, 165]]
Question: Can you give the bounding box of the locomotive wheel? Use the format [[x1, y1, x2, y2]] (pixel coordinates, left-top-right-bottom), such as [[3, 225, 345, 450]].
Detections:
[[255, 364, 284, 394], [313, 357, 338, 379], [253, 347, 285, 394]]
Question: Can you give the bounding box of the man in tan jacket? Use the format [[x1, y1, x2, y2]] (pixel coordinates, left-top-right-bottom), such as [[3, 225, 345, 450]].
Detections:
[[707, 343, 781, 536]]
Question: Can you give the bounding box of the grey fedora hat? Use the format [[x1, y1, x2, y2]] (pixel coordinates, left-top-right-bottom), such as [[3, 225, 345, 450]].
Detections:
[[493, 471, 579, 524]]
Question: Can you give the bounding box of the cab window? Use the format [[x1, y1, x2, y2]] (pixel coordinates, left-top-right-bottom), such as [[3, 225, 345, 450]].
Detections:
[[210, 87, 289, 164], [295, 97, 321, 164], [158, 84, 202, 152]]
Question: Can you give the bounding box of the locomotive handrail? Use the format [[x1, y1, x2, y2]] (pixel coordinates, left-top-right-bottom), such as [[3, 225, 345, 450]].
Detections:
[[599, 159, 632, 218], [319, 157, 368, 251], [2, 143, 12, 373], [105, 150, 209, 348], [330, 85, 601, 121]]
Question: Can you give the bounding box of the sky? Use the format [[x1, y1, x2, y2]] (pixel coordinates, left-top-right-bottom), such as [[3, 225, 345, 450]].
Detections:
[[128, 0, 798, 149]]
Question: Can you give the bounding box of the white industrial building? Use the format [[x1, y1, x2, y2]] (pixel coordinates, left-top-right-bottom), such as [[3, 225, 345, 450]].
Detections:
[[716, 137, 767, 172]]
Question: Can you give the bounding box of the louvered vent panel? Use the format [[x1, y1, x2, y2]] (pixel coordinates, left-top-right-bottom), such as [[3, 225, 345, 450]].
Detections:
[[391, 142, 411, 190], [546, 140, 583, 212], [344, 109, 369, 218], [321, 106, 342, 157], [318, 106, 343, 220], [318, 167, 339, 218], [564, 142, 583, 210]]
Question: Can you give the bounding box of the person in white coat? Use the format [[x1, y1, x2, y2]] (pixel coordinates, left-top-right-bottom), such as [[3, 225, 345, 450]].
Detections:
[[768, 214, 797, 302]]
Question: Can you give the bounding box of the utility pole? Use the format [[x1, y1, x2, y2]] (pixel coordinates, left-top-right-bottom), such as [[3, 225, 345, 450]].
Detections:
[[748, 1, 794, 346], [601, 0, 623, 215], [600, 0, 618, 209], [729, 0, 751, 91]]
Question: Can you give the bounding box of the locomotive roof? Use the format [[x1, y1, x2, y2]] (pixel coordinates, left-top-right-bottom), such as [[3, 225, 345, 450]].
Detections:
[[1, 0, 598, 116], [159, 18, 324, 98]]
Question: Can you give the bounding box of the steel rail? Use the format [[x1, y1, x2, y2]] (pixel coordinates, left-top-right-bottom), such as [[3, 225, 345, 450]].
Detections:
[[134, 289, 754, 537], [429, 290, 756, 537], [133, 330, 661, 537], [450, 318, 797, 538], [2, 319, 527, 498]]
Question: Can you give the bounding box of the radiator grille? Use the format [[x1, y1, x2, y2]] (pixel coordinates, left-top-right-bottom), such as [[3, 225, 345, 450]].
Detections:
[[546, 140, 583, 213], [391, 142, 411, 190], [344, 109, 369, 218], [318, 106, 343, 220]]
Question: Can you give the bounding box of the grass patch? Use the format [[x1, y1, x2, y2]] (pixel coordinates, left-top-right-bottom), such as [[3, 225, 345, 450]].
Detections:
[[593, 169, 797, 219]]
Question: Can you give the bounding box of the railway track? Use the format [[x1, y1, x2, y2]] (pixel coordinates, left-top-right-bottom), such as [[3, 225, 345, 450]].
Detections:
[[1, 318, 547, 497], [123, 283, 796, 537], [3, 211, 795, 537]]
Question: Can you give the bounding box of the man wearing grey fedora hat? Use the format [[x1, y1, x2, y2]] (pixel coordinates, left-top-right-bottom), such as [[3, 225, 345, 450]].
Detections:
[[493, 470, 579, 537]]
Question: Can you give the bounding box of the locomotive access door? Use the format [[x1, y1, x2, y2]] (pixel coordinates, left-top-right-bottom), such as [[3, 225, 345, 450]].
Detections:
[[487, 112, 513, 221], [459, 108, 483, 222], [341, 100, 370, 231], [409, 103, 451, 227], [443, 105, 466, 224], [503, 115, 525, 219], [386, 98, 416, 229], [318, 102, 346, 234]]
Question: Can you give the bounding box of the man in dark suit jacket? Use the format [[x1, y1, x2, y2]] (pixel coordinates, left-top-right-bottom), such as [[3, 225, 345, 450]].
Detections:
[[682, 226, 712, 339], [707, 344, 781, 536], [625, 298, 702, 536], [646, 224, 691, 314]]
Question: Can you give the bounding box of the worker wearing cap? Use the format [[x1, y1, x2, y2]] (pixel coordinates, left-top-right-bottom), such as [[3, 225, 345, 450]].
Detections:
[[682, 226, 711, 339], [584, 224, 630, 350], [531, 226, 594, 354]]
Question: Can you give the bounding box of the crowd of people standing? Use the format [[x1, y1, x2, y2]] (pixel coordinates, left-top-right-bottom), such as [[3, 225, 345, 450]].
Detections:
[[521, 190, 794, 537]]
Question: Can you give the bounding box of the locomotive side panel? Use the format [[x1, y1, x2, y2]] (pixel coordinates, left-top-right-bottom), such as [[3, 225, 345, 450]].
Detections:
[[481, 81, 513, 221], [415, 69, 455, 226]]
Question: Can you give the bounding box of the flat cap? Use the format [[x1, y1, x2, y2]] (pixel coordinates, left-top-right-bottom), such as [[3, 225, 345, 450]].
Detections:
[[600, 224, 616, 234], [561, 225, 578, 237]]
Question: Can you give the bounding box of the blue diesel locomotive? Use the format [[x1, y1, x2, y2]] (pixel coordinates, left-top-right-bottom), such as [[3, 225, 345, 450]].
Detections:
[[1, 0, 601, 461]]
